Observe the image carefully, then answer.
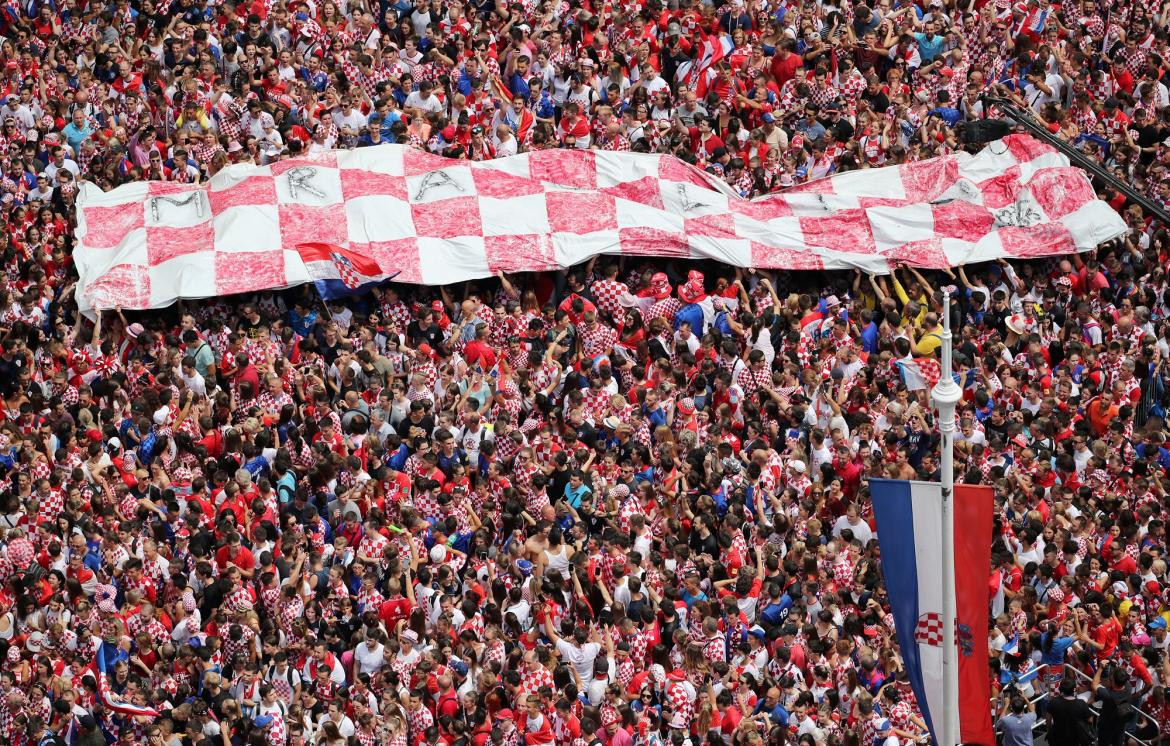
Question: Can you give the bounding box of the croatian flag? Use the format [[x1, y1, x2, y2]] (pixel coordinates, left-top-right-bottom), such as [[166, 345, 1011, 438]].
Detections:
[[894, 357, 941, 391], [677, 32, 735, 85], [870, 479, 996, 746], [295, 242, 398, 300], [93, 641, 160, 718], [1001, 634, 1020, 657]]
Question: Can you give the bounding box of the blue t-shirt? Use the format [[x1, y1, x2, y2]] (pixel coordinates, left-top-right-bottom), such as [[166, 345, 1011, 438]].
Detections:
[[760, 595, 793, 626], [564, 483, 591, 509], [860, 321, 879, 354], [914, 31, 944, 62], [1038, 634, 1076, 666], [928, 105, 962, 127], [680, 588, 708, 609], [753, 701, 790, 727], [674, 303, 705, 334]]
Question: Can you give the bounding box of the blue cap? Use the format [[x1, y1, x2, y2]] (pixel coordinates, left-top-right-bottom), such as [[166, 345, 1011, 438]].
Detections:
[[762, 112, 775, 122], [450, 660, 470, 677], [1150, 617, 1167, 630], [876, 719, 892, 732], [516, 559, 533, 576], [254, 716, 274, 728]]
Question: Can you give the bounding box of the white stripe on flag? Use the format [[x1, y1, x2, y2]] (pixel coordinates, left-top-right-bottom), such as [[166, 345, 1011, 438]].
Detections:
[[910, 481, 946, 735], [897, 359, 928, 391]]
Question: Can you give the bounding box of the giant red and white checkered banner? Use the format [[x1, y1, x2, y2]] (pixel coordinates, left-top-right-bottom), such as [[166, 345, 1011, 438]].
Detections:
[[75, 134, 1127, 313]]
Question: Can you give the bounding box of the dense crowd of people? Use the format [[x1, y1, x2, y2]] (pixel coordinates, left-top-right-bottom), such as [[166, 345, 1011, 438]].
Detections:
[[0, 0, 1168, 744]]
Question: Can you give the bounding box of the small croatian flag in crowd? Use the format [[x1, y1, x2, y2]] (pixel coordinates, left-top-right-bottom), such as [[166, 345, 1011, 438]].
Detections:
[[869, 479, 996, 746], [296, 242, 398, 299], [93, 641, 160, 718]]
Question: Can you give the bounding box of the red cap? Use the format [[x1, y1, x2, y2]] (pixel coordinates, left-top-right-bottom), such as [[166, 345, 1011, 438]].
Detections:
[[431, 300, 444, 312], [1147, 581, 1161, 594], [496, 709, 514, 721]]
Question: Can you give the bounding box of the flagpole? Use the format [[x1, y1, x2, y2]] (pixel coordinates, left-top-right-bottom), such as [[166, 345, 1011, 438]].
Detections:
[[931, 289, 962, 746]]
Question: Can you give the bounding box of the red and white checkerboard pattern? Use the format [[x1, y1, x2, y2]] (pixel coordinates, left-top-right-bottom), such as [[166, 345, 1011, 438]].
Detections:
[[914, 612, 944, 647], [74, 135, 1128, 314], [330, 252, 363, 289]]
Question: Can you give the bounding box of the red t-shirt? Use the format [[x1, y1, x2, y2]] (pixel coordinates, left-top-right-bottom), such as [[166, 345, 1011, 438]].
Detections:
[[770, 53, 802, 88], [215, 544, 256, 573]]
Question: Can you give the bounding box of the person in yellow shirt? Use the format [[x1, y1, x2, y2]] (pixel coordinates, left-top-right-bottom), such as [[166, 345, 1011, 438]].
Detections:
[[911, 313, 944, 357], [865, 266, 931, 327], [892, 265, 933, 327]]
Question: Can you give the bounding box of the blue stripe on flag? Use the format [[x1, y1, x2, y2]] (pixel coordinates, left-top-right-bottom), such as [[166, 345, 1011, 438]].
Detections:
[[870, 478, 937, 743], [314, 276, 393, 301]]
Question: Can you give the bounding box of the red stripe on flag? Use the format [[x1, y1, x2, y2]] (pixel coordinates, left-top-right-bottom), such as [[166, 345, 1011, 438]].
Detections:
[[954, 484, 995, 746], [296, 242, 381, 276]]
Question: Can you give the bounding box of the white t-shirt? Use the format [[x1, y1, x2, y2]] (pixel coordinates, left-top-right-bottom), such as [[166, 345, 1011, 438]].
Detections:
[[334, 108, 368, 132], [641, 75, 669, 95], [831, 516, 873, 546], [354, 641, 385, 676], [318, 714, 355, 738], [495, 134, 518, 157], [404, 91, 444, 114], [555, 638, 601, 685], [1024, 74, 1064, 111]]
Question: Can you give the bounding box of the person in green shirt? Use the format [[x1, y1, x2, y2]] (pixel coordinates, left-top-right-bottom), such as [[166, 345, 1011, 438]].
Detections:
[[183, 330, 216, 382]]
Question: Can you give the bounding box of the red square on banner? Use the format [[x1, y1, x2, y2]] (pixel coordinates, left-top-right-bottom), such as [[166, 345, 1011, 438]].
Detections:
[[619, 227, 689, 257], [471, 168, 543, 198], [485, 234, 557, 273], [1028, 167, 1096, 219], [403, 148, 454, 177], [932, 200, 995, 240], [278, 204, 349, 247], [146, 222, 215, 265], [998, 223, 1076, 258], [341, 168, 408, 201], [545, 191, 616, 234], [208, 175, 277, 215], [530, 150, 597, 189], [900, 154, 959, 202], [750, 242, 825, 271], [411, 196, 481, 239], [858, 197, 908, 209], [83, 263, 151, 309], [657, 157, 712, 188], [602, 176, 663, 209], [733, 197, 793, 220], [977, 166, 1022, 209], [799, 209, 876, 253], [887, 239, 950, 269], [362, 239, 423, 283], [84, 204, 145, 248], [147, 181, 193, 197], [215, 251, 286, 297], [1004, 134, 1055, 163], [684, 212, 736, 237]]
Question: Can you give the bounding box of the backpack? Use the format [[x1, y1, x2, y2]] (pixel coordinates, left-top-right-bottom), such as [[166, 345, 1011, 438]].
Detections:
[[277, 478, 297, 505]]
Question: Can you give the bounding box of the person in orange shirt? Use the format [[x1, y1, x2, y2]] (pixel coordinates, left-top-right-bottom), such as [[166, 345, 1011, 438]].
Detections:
[[1085, 389, 1119, 438]]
